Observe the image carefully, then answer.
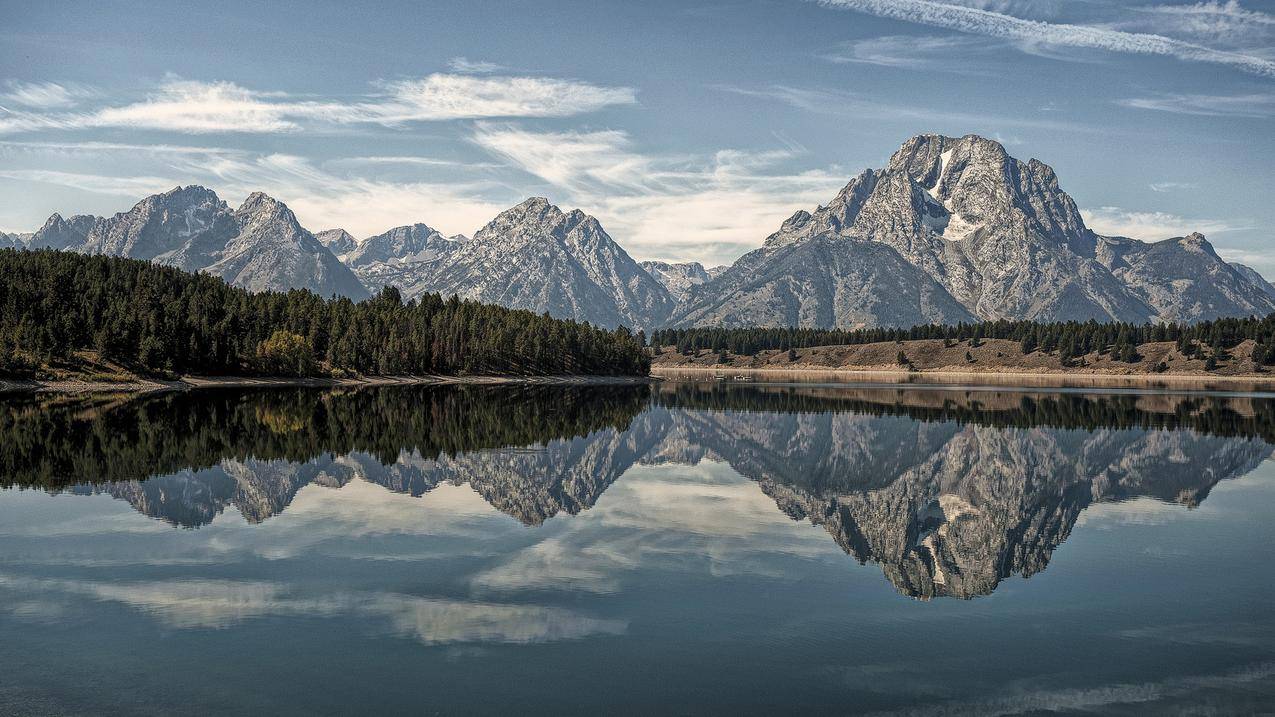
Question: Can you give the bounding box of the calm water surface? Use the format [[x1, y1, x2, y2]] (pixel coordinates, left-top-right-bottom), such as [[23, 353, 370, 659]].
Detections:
[[1, 382, 1273, 715]]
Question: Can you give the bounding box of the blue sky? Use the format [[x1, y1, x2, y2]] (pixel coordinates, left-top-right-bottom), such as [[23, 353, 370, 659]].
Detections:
[[1, 0, 1272, 270]]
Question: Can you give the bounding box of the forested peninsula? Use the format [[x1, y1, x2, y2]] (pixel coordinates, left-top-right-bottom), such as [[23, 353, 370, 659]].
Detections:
[[0, 249, 650, 381], [651, 314, 1275, 381]]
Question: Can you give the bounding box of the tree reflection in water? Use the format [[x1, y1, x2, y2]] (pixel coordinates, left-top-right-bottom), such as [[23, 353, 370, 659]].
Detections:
[[2, 382, 1271, 598]]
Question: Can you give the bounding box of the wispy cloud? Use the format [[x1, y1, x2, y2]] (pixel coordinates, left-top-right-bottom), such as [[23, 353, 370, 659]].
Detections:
[[0, 74, 637, 135], [943, 0, 1062, 17], [0, 573, 624, 643], [818, 34, 991, 71], [2, 124, 845, 264], [186, 152, 510, 238], [1127, 1, 1275, 46], [0, 80, 314, 134], [0, 169, 181, 197], [0, 140, 511, 238], [376, 74, 634, 122], [471, 123, 847, 263], [0, 138, 245, 158], [1, 81, 95, 109], [96, 79, 309, 133], [1081, 206, 1241, 240], [472, 124, 674, 195], [1148, 181, 1198, 192], [471, 465, 833, 595], [447, 57, 508, 74], [1117, 92, 1275, 117], [326, 155, 502, 170], [811, 0, 1275, 78], [716, 83, 1087, 132]]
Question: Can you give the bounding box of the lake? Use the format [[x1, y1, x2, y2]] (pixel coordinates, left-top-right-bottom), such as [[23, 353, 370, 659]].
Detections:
[[1, 381, 1273, 715]]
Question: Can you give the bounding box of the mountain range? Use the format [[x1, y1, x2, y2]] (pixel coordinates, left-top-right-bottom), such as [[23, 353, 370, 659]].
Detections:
[[7, 133, 1272, 329], [9, 186, 368, 300]]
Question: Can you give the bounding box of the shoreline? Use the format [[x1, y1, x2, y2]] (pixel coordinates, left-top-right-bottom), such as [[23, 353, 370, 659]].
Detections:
[[0, 373, 658, 395], [10, 366, 1275, 395], [651, 365, 1275, 391]]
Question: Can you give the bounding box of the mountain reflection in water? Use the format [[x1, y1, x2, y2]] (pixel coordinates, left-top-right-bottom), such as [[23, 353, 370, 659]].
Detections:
[[2, 382, 1272, 599]]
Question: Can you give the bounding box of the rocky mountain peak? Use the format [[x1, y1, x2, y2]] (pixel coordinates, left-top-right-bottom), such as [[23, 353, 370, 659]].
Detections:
[[780, 210, 812, 233], [679, 131, 1275, 328], [473, 197, 570, 246], [137, 185, 226, 218], [884, 134, 1091, 251], [473, 197, 618, 251], [511, 196, 560, 221], [519, 196, 552, 211], [1179, 232, 1214, 253], [418, 197, 674, 327], [79, 184, 232, 261], [22, 187, 366, 300], [889, 133, 1007, 179], [379, 223, 443, 249], [640, 260, 715, 303], [345, 223, 455, 272], [40, 212, 66, 231], [157, 191, 364, 300], [314, 228, 358, 255], [32, 211, 99, 250], [236, 191, 290, 219], [763, 169, 879, 248], [157, 184, 221, 203]]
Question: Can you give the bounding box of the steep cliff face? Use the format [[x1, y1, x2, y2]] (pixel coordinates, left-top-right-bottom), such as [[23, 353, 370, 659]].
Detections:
[[314, 228, 358, 256], [203, 192, 369, 298], [1232, 263, 1275, 299], [22, 186, 368, 299], [16, 133, 1274, 327], [639, 261, 717, 303], [342, 223, 459, 295], [78, 185, 235, 265], [1097, 232, 1275, 321], [674, 235, 977, 328], [675, 134, 1274, 327], [414, 198, 676, 328], [27, 212, 101, 251], [762, 169, 880, 249]]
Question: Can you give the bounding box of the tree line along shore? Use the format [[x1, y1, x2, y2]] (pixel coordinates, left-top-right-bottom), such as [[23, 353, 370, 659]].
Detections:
[[0, 249, 649, 381], [5, 248, 1275, 384], [652, 316, 1275, 369], [649, 337, 1272, 379], [650, 316, 1275, 378]]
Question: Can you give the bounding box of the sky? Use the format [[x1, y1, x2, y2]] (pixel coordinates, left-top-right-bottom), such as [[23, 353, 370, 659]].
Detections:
[[1, 0, 1273, 271]]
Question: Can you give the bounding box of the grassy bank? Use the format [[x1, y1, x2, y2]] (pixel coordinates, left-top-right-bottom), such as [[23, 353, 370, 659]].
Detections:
[[651, 337, 1275, 384]]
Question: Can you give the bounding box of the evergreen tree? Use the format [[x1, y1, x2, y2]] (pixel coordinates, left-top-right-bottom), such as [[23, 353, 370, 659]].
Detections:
[[1020, 333, 1036, 355], [0, 249, 648, 379]]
